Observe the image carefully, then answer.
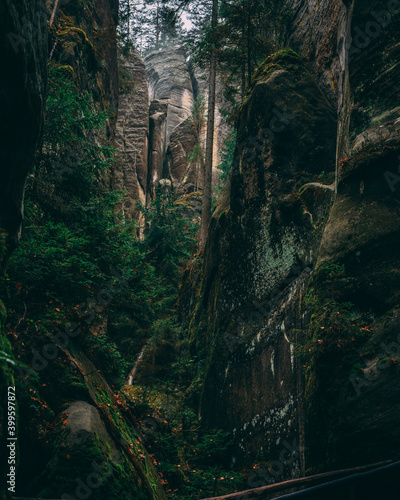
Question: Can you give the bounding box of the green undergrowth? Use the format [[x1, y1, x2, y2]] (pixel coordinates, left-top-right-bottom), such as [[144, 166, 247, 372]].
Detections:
[[2, 57, 204, 499], [122, 382, 247, 499], [298, 262, 372, 472]]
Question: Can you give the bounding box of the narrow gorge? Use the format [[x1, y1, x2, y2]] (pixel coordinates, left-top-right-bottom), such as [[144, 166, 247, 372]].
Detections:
[[0, 1, 400, 499]]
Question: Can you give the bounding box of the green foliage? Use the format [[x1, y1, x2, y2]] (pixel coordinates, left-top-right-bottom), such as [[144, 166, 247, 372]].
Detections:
[[212, 131, 236, 208], [190, 0, 294, 115], [125, 383, 246, 499], [118, 56, 136, 94], [35, 64, 113, 205], [119, 0, 185, 54], [217, 130, 237, 184], [298, 263, 368, 376], [187, 94, 206, 135], [83, 333, 130, 387], [186, 94, 206, 192], [139, 191, 199, 298], [5, 63, 158, 389]]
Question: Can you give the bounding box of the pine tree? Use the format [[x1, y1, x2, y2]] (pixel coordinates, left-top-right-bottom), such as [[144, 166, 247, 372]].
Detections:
[[200, 0, 218, 249]]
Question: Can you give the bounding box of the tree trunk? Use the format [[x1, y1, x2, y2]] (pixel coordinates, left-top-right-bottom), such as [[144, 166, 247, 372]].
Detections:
[[246, 0, 252, 88], [200, 0, 218, 250], [50, 0, 61, 27]]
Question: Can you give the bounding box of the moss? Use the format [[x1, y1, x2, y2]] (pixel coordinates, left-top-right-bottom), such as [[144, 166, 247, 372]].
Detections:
[[300, 263, 379, 473], [57, 64, 75, 78], [251, 49, 304, 83], [92, 382, 166, 499], [57, 26, 94, 48], [36, 418, 146, 500], [32, 380, 165, 500], [238, 49, 306, 112]]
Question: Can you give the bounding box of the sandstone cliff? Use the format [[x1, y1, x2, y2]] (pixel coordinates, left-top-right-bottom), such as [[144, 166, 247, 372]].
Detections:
[[183, 0, 400, 479], [113, 50, 149, 219], [144, 46, 228, 196]]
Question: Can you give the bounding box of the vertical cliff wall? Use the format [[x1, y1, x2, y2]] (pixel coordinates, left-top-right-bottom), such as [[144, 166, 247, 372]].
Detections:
[[0, 0, 48, 267], [0, 3, 47, 497], [182, 50, 337, 475], [182, 0, 400, 480], [113, 50, 149, 218]]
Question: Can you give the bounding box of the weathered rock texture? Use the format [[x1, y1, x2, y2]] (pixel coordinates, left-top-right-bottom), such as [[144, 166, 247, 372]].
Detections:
[[0, 3, 167, 499], [113, 51, 149, 218], [51, 0, 120, 130], [303, 0, 400, 472], [146, 47, 194, 144], [182, 0, 400, 481], [144, 46, 229, 196], [182, 51, 337, 475]]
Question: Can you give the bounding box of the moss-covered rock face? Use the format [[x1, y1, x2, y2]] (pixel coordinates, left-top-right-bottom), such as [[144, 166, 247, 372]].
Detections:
[[34, 401, 153, 500], [181, 51, 337, 469], [299, 1, 400, 468], [182, 1, 400, 479], [303, 120, 400, 473]]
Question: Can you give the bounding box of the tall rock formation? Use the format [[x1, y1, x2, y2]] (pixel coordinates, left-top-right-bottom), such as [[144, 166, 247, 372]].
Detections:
[[182, 0, 400, 481], [144, 46, 229, 196], [113, 46, 230, 216], [0, 0, 48, 268], [0, 2, 47, 499], [182, 50, 337, 476], [113, 50, 149, 219]]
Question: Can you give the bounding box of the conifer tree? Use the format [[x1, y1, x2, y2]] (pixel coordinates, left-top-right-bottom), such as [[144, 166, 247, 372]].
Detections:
[[200, 0, 218, 249]]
